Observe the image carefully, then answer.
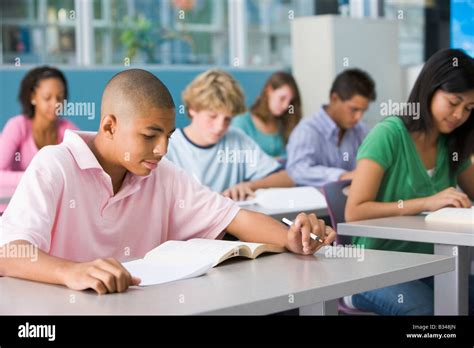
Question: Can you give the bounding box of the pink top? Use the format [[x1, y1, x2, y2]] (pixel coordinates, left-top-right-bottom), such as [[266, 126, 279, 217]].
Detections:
[[0, 115, 78, 198], [0, 130, 240, 262]]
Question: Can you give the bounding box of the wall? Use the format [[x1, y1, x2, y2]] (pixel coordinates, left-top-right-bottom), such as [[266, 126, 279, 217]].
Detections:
[[0, 66, 276, 131], [292, 15, 403, 128]]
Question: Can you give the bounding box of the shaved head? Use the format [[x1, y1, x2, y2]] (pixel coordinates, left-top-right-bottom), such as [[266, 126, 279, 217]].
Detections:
[[101, 69, 175, 120]]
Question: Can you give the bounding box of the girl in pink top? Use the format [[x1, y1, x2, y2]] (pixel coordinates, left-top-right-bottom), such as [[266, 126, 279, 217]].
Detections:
[[0, 66, 78, 207]]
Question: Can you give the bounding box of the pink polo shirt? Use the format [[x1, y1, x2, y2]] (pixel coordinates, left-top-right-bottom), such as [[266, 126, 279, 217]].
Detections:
[[0, 130, 240, 262], [0, 115, 78, 202]]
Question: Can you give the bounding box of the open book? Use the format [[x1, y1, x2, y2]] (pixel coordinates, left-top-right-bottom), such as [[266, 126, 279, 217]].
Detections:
[[122, 239, 285, 286], [425, 207, 474, 225], [236, 186, 327, 211]]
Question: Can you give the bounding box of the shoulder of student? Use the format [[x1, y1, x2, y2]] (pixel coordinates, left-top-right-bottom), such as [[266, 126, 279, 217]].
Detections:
[[287, 116, 324, 144], [58, 118, 79, 131], [363, 116, 403, 150], [27, 143, 74, 183], [231, 113, 248, 125], [355, 120, 369, 134], [375, 116, 404, 138], [2, 115, 29, 137], [226, 127, 261, 148]]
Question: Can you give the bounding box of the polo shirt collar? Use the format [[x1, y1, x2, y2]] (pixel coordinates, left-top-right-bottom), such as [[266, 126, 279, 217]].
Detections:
[[62, 130, 149, 186], [314, 106, 339, 141], [63, 130, 103, 170]]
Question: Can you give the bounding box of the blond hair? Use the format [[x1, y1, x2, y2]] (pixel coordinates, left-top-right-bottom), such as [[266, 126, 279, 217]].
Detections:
[[182, 69, 246, 117]]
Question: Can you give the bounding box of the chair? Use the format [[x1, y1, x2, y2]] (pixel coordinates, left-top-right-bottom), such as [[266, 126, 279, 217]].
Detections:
[[322, 179, 352, 245], [322, 180, 376, 315]]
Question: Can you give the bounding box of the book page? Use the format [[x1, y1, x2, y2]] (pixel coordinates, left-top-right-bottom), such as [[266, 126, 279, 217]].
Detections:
[[188, 239, 285, 258], [425, 207, 474, 225], [123, 258, 213, 286], [144, 240, 241, 266], [252, 187, 327, 211]]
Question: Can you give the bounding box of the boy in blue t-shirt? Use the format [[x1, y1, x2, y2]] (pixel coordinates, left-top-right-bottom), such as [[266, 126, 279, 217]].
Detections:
[[166, 69, 294, 201]]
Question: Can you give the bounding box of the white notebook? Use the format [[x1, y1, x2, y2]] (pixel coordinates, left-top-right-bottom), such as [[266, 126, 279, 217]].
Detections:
[[236, 186, 327, 211], [425, 207, 474, 225], [122, 239, 285, 286]]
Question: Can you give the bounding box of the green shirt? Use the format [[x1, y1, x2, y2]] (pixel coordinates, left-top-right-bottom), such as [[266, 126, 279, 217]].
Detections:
[[353, 116, 471, 254], [231, 112, 286, 158]]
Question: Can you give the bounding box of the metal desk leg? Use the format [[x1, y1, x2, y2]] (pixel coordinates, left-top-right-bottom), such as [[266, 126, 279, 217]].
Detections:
[[299, 299, 338, 315], [434, 244, 469, 315]]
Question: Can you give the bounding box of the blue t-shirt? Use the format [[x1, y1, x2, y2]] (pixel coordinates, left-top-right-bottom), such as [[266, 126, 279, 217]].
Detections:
[[166, 127, 282, 193], [232, 112, 286, 158]]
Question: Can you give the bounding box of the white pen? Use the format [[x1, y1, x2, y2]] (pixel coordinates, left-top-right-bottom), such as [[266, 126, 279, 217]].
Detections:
[[281, 217, 324, 243]]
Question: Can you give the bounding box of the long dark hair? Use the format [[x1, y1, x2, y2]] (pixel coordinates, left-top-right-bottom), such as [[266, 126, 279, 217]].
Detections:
[[18, 66, 68, 119], [402, 48, 474, 176], [250, 71, 302, 144]]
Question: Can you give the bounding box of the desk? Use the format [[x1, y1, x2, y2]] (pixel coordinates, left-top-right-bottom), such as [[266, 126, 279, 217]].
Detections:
[[0, 247, 453, 315], [338, 216, 474, 315], [244, 204, 328, 221]]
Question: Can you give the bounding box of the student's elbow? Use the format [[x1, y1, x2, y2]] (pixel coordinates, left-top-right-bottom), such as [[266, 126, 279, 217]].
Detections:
[[280, 170, 295, 187], [0, 244, 7, 277], [344, 201, 360, 222]]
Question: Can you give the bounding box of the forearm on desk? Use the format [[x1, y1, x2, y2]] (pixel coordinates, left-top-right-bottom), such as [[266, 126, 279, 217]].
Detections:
[[345, 197, 428, 222], [0, 240, 73, 286], [248, 170, 294, 190], [226, 209, 289, 248]]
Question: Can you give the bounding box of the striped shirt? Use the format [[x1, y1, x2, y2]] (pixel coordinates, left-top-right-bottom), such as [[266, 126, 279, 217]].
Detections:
[[286, 106, 368, 188]]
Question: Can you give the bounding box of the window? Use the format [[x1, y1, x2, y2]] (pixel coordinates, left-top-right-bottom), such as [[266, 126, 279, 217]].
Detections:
[[0, 0, 435, 67], [1, 0, 77, 64], [245, 0, 315, 66]]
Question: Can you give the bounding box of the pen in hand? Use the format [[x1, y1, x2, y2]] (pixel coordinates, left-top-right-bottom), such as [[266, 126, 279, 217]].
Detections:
[[281, 217, 325, 243]]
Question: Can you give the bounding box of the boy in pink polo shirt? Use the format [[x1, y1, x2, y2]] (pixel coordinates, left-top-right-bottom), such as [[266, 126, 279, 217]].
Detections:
[[0, 69, 336, 294]]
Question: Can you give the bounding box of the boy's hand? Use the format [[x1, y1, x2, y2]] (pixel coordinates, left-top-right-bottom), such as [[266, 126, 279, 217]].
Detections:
[[285, 213, 336, 255], [62, 258, 141, 294], [222, 182, 255, 201]]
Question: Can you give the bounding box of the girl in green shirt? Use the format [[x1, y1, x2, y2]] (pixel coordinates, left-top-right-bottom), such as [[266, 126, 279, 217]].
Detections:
[[232, 71, 302, 159], [345, 48, 474, 315]]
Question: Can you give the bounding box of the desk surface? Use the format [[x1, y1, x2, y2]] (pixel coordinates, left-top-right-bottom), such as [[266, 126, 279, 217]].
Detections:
[[244, 204, 328, 220], [0, 247, 453, 315], [338, 216, 474, 246]]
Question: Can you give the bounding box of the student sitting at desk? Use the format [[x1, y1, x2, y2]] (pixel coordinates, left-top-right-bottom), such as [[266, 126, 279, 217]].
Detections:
[[0, 69, 336, 294], [286, 69, 376, 188], [166, 69, 294, 201], [0, 66, 78, 211], [231, 71, 302, 159], [345, 48, 474, 315]]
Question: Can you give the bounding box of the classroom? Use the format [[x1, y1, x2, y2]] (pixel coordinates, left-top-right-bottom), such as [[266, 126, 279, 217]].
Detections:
[[0, 0, 473, 345]]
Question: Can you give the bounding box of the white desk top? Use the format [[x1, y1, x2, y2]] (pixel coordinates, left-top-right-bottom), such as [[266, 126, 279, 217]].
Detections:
[[244, 204, 328, 220], [0, 247, 453, 315], [338, 215, 474, 246]]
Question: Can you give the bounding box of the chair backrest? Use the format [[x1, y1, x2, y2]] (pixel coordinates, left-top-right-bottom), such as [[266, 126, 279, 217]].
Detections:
[[322, 180, 352, 244]]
